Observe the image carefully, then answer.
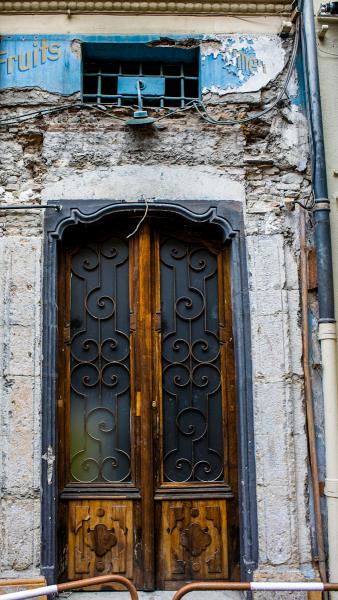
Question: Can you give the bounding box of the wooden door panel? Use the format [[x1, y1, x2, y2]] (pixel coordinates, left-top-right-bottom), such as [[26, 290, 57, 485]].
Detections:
[[154, 234, 237, 587], [58, 225, 144, 588], [68, 500, 134, 582], [58, 221, 238, 589], [157, 500, 228, 589]]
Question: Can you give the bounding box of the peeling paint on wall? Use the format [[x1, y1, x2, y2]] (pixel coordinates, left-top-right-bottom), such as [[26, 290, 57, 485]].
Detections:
[[201, 35, 286, 95], [0, 33, 288, 98]]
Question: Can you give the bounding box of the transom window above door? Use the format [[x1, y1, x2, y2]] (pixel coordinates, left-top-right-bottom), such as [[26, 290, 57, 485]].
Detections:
[[82, 43, 200, 107]]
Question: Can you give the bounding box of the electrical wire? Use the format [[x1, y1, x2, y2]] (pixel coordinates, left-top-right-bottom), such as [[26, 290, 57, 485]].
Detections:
[[0, 102, 82, 126], [0, 101, 128, 126], [87, 104, 127, 121], [293, 193, 316, 210], [0, 21, 300, 129], [126, 198, 149, 238], [153, 100, 198, 121], [0, 98, 194, 126]]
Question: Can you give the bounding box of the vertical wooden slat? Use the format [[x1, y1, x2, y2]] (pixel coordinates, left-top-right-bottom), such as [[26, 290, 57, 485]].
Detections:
[[152, 230, 163, 488], [152, 229, 164, 589], [129, 233, 138, 489], [222, 245, 239, 579], [136, 222, 155, 590], [217, 251, 229, 483], [129, 230, 144, 589], [57, 249, 72, 581]]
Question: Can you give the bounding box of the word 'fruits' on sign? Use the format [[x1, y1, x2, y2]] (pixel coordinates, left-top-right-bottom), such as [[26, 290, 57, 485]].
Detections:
[[0, 39, 62, 75]]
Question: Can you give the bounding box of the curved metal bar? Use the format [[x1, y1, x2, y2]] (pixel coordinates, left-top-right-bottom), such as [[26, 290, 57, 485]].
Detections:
[[173, 582, 250, 600], [58, 575, 139, 600], [172, 580, 338, 600], [0, 576, 138, 600]]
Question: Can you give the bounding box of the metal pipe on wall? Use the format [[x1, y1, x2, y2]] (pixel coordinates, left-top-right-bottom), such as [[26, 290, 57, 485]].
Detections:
[[301, 0, 338, 593], [300, 209, 326, 582]]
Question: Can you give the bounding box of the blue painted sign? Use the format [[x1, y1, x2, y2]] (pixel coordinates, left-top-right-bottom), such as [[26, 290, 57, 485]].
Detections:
[[0, 34, 289, 98], [0, 35, 81, 94]]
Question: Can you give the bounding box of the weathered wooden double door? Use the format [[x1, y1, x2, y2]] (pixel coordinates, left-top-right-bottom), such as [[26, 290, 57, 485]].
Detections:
[[58, 217, 238, 590]]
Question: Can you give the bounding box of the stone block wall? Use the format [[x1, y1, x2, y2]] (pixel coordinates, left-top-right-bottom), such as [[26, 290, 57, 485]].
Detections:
[[0, 229, 42, 576]]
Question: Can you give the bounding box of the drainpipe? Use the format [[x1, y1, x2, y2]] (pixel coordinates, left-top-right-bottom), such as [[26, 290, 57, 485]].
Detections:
[[301, 0, 338, 593]]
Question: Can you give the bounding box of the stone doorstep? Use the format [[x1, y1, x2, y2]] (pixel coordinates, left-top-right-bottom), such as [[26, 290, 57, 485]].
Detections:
[[69, 592, 243, 600]]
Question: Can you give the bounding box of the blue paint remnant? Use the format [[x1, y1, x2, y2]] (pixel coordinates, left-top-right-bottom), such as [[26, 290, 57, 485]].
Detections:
[[0, 34, 267, 97], [0, 35, 81, 94], [287, 49, 306, 109], [0, 34, 203, 95], [201, 43, 265, 92]]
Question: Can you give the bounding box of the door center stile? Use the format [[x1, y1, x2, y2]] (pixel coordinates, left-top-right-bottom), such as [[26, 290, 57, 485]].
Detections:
[[131, 222, 156, 590]]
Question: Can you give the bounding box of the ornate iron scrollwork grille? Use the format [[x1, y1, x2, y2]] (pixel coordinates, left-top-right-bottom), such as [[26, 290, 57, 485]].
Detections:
[[160, 236, 224, 483], [69, 236, 131, 484]]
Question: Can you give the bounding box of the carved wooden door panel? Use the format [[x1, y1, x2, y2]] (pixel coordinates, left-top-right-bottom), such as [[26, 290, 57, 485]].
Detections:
[[58, 220, 238, 590], [154, 232, 238, 589]]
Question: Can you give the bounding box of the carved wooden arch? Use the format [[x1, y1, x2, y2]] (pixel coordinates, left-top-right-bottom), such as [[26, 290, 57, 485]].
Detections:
[[41, 198, 258, 585], [50, 202, 236, 242]]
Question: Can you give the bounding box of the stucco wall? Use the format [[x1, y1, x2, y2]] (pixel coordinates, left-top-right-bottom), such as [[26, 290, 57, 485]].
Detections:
[[0, 21, 318, 595]]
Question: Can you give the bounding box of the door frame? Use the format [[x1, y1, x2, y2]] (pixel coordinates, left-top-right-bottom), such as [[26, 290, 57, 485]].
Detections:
[[41, 199, 258, 585]]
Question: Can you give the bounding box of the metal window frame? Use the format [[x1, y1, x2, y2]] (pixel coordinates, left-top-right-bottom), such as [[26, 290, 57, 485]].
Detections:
[[81, 47, 200, 108]]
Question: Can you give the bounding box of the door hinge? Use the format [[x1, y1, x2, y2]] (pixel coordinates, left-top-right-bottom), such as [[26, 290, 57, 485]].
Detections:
[[130, 311, 136, 332], [153, 311, 161, 332], [63, 323, 71, 346], [219, 323, 227, 345]]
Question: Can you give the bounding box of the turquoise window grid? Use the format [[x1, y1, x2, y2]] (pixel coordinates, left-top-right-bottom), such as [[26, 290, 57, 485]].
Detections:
[[82, 42, 200, 108]]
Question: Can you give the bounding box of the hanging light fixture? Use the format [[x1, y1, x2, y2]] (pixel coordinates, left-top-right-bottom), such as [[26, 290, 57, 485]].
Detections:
[[126, 80, 155, 127]]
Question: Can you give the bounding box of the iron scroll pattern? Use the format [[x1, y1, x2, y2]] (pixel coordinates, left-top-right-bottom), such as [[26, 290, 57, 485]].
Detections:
[[160, 237, 225, 483], [69, 236, 131, 484]]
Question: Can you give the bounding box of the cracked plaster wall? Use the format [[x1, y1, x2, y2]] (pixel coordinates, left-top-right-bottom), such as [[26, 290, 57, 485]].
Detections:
[[0, 33, 322, 597]]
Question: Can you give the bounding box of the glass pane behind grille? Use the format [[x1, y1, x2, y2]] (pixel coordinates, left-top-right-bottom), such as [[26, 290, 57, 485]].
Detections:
[[82, 44, 199, 108], [160, 236, 225, 483], [69, 236, 131, 484]]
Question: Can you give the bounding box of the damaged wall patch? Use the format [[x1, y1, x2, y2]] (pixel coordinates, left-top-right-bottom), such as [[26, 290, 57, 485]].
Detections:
[[201, 35, 286, 95]]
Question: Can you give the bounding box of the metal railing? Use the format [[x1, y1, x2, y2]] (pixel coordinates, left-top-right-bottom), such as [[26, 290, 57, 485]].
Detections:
[[3, 576, 338, 600], [172, 581, 338, 599], [0, 576, 138, 600]]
